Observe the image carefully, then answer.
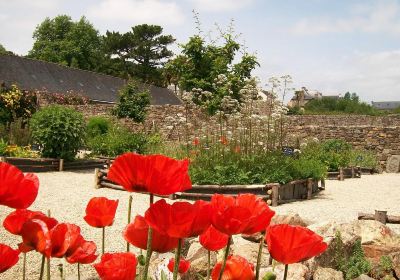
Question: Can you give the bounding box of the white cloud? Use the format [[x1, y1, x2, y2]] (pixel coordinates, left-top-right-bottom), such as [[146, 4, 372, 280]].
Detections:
[[0, 0, 63, 55], [291, 0, 400, 36], [87, 0, 185, 27], [293, 50, 400, 102], [189, 0, 255, 12]]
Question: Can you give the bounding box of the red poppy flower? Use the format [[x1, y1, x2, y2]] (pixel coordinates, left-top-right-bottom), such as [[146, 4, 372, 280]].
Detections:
[[145, 199, 211, 238], [49, 223, 81, 258], [220, 136, 228, 145], [211, 194, 275, 235], [66, 235, 98, 264], [193, 138, 200, 146], [123, 215, 179, 253], [0, 162, 39, 209], [93, 252, 137, 280], [84, 197, 118, 228], [199, 225, 229, 251], [211, 255, 255, 280], [19, 219, 52, 258], [167, 258, 190, 274], [266, 224, 328, 264], [107, 153, 192, 195], [3, 209, 58, 235], [0, 243, 20, 273]]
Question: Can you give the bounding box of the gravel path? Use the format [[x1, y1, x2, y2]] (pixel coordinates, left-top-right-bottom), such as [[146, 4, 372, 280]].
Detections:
[[0, 171, 399, 279]]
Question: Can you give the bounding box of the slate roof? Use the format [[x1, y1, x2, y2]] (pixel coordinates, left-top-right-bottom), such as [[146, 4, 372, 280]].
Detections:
[[0, 54, 182, 105]]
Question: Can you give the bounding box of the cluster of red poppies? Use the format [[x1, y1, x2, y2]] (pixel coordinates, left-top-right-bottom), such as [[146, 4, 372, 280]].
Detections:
[[0, 153, 328, 280]]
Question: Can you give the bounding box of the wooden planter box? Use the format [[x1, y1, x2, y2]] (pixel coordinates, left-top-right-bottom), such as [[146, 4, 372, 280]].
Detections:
[[0, 157, 106, 172], [326, 166, 362, 181], [95, 168, 324, 206]]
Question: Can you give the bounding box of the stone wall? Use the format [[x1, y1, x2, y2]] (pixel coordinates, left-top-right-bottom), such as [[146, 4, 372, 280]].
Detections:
[[286, 115, 400, 169], [67, 103, 400, 168]]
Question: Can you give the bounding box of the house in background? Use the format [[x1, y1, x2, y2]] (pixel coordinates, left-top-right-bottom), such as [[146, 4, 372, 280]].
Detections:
[[371, 101, 400, 110], [0, 54, 182, 105], [287, 87, 322, 108]]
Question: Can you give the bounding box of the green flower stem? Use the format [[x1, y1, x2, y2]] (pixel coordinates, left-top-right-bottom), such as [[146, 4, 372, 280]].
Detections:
[[23, 252, 26, 280], [102, 227, 105, 255], [77, 263, 80, 280], [217, 236, 232, 280], [142, 194, 154, 280], [255, 232, 266, 280], [207, 250, 211, 280], [127, 195, 133, 252], [46, 258, 50, 280], [283, 264, 288, 280], [173, 239, 183, 280], [39, 253, 45, 280]]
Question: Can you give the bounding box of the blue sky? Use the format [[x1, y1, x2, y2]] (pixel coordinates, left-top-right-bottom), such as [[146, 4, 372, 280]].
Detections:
[[1, 0, 399, 102]]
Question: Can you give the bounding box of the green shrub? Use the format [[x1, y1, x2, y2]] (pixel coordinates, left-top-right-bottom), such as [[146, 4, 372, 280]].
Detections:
[[87, 124, 148, 157], [113, 80, 150, 123], [87, 116, 111, 138], [290, 157, 327, 180], [30, 105, 85, 160], [349, 149, 379, 169]]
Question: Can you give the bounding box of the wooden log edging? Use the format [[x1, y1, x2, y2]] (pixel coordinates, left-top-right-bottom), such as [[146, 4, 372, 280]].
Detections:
[[326, 166, 362, 181], [0, 156, 107, 172], [95, 168, 323, 206], [358, 210, 400, 224]]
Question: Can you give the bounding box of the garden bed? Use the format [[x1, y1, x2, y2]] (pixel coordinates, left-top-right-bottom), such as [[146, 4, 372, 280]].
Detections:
[[0, 156, 106, 172], [95, 168, 324, 206], [326, 166, 362, 180]]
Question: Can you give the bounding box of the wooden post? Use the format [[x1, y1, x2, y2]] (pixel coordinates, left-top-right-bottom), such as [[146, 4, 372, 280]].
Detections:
[[339, 168, 344, 181], [59, 159, 64, 172], [321, 178, 326, 189], [351, 167, 355, 178], [94, 168, 101, 189], [307, 179, 313, 199], [271, 184, 279, 207], [374, 210, 387, 224]]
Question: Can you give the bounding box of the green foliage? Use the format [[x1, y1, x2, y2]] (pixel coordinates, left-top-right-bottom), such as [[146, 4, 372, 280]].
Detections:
[[332, 231, 346, 272], [0, 139, 7, 155], [30, 105, 85, 160], [345, 240, 371, 279], [262, 272, 277, 280], [166, 26, 259, 114], [87, 124, 148, 157], [0, 85, 37, 125], [101, 24, 175, 85], [113, 81, 151, 123], [86, 116, 111, 138], [186, 142, 325, 185], [28, 15, 101, 71], [379, 255, 393, 271], [332, 232, 371, 279], [0, 44, 8, 55], [349, 149, 379, 169], [301, 139, 353, 171], [303, 93, 381, 115]]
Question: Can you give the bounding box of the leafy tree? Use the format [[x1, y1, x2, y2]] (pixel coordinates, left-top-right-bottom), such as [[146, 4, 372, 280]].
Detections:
[[101, 24, 175, 86], [0, 44, 7, 55], [113, 80, 151, 123], [166, 30, 259, 114], [28, 15, 101, 71], [304, 93, 379, 115]]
